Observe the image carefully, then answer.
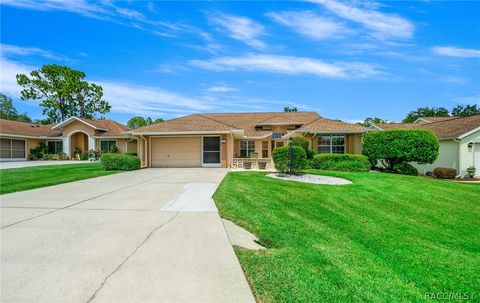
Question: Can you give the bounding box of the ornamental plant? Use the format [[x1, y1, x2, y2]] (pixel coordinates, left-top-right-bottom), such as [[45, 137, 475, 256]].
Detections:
[[272, 146, 307, 175]]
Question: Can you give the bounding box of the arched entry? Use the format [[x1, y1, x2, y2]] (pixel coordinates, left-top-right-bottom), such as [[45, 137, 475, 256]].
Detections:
[[66, 130, 95, 158]]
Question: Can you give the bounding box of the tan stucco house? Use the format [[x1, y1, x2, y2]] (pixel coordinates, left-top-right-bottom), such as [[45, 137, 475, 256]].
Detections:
[[1, 112, 369, 167], [372, 115, 480, 177]]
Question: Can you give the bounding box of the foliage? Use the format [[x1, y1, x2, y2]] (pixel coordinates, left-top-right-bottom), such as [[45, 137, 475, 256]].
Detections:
[[16, 64, 110, 123], [433, 167, 457, 179], [100, 153, 141, 171], [311, 153, 371, 172], [124, 152, 138, 157], [80, 152, 89, 161], [402, 106, 450, 123], [28, 142, 49, 160], [0, 163, 119, 194], [356, 117, 389, 127], [283, 106, 298, 112], [127, 116, 163, 128], [0, 93, 32, 122], [109, 145, 119, 153], [272, 146, 307, 174], [451, 104, 480, 117], [214, 171, 480, 303], [362, 130, 439, 170], [392, 162, 418, 176], [290, 137, 316, 159]]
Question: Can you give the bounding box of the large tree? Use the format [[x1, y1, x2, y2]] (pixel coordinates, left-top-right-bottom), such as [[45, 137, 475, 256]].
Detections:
[[357, 117, 389, 127], [402, 106, 450, 123], [127, 116, 163, 128], [284, 106, 298, 112], [0, 93, 32, 122], [451, 104, 480, 117], [16, 64, 110, 123]]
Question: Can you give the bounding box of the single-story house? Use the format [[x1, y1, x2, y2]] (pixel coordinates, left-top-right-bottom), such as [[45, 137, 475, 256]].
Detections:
[[371, 115, 480, 177], [0, 117, 137, 161], [1, 112, 368, 167]]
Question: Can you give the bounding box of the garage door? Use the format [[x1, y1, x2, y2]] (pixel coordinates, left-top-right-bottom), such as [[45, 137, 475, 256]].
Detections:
[[151, 137, 201, 167], [1, 138, 26, 160]]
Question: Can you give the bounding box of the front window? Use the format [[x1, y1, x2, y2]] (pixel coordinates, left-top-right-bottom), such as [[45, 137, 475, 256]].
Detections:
[[240, 140, 255, 157], [317, 135, 345, 154], [101, 140, 116, 153], [47, 141, 63, 154], [262, 141, 269, 158], [272, 132, 284, 139]]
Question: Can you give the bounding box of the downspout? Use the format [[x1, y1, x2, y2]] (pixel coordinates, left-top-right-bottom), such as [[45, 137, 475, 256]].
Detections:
[[140, 135, 148, 168]]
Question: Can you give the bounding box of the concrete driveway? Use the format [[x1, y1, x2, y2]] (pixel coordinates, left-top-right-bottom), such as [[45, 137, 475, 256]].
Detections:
[[0, 160, 88, 169], [0, 168, 255, 303]]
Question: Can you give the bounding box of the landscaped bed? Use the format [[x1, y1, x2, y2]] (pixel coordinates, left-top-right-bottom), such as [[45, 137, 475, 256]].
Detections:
[[214, 170, 480, 302], [0, 163, 120, 194]]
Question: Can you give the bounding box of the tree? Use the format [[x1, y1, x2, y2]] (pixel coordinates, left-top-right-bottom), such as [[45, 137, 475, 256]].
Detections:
[[272, 146, 307, 174], [357, 117, 389, 127], [362, 130, 439, 171], [127, 116, 163, 128], [0, 93, 32, 122], [290, 137, 315, 159], [402, 107, 450, 123], [16, 64, 110, 123], [284, 106, 298, 112], [451, 104, 480, 117]]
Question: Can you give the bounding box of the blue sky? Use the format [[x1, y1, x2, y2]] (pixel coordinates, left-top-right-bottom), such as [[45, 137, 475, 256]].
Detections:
[[1, 0, 479, 124]]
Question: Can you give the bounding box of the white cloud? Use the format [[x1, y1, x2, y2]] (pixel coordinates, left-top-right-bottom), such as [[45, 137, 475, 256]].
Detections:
[[190, 54, 381, 79], [1, 44, 65, 60], [310, 0, 414, 39], [210, 13, 266, 49], [432, 46, 480, 58], [206, 84, 238, 93], [0, 56, 33, 98], [267, 11, 352, 40]]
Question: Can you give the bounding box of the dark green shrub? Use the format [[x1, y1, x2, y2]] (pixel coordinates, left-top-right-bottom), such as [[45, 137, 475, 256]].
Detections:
[[124, 152, 138, 157], [291, 137, 316, 159], [80, 152, 89, 160], [363, 129, 439, 170], [392, 162, 418, 176], [272, 146, 307, 174], [29, 142, 49, 160], [433, 167, 457, 179], [311, 154, 370, 172], [100, 153, 141, 171]]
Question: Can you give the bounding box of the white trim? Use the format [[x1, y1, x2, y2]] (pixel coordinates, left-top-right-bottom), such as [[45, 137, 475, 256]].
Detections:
[[413, 117, 432, 124], [0, 133, 61, 140], [0, 137, 27, 161], [201, 136, 221, 167], [458, 126, 480, 140], [369, 125, 384, 131], [52, 117, 108, 131], [99, 139, 117, 153]]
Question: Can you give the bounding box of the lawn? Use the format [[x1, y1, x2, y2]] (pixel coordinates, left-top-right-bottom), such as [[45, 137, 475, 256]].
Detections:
[[214, 171, 480, 303], [0, 163, 120, 194]]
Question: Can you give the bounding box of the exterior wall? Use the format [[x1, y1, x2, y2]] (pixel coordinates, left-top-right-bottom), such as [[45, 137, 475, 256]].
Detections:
[[26, 139, 44, 157], [411, 140, 459, 175], [126, 139, 137, 154], [70, 132, 88, 154], [311, 134, 362, 154], [62, 120, 95, 137], [459, 131, 480, 177], [116, 139, 126, 154], [221, 134, 228, 168]]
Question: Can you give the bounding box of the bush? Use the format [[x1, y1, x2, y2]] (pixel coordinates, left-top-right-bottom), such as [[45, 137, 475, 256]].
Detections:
[[311, 154, 371, 172], [29, 142, 49, 160], [124, 152, 138, 157], [272, 146, 307, 174], [80, 152, 89, 161], [392, 162, 418, 176], [100, 153, 141, 171], [433, 167, 457, 179], [291, 137, 316, 159], [363, 130, 439, 170]]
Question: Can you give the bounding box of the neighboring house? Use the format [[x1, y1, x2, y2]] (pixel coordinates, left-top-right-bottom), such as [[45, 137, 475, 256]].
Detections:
[[128, 112, 368, 169], [0, 117, 136, 161], [372, 115, 480, 177]]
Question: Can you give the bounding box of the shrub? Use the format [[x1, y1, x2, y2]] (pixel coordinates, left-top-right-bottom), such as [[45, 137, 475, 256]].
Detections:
[[100, 153, 141, 171], [363, 129, 439, 170], [433, 167, 457, 179], [29, 142, 49, 160], [80, 152, 89, 161], [311, 154, 370, 172], [291, 137, 316, 159], [272, 146, 307, 174], [392, 162, 418, 176], [124, 152, 138, 157]]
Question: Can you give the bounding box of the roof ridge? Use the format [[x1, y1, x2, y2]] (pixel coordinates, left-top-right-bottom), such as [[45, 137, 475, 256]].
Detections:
[[195, 114, 240, 129], [420, 115, 477, 126]]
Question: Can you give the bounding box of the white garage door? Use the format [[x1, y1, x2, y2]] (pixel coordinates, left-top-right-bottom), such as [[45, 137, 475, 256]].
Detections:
[[0, 138, 26, 161], [151, 137, 201, 168]]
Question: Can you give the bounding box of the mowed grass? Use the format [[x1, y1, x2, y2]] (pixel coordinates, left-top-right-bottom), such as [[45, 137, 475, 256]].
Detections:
[[214, 171, 480, 302], [0, 163, 120, 194]]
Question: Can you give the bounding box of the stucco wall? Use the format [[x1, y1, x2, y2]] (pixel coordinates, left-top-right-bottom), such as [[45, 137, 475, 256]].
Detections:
[[26, 139, 43, 157], [62, 120, 95, 137], [459, 131, 480, 176], [411, 140, 459, 175]]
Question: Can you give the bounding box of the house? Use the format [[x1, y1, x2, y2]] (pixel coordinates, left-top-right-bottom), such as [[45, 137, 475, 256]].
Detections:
[[0, 117, 136, 161], [128, 112, 368, 169], [372, 115, 480, 177], [1, 112, 368, 167]]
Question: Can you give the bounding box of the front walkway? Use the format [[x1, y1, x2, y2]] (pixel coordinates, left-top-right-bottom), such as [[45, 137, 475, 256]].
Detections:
[[0, 168, 255, 303], [0, 160, 87, 169]]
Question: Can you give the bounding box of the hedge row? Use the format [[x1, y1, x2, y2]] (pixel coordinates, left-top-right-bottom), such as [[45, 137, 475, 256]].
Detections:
[[100, 153, 141, 171], [310, 154, 371, 172]]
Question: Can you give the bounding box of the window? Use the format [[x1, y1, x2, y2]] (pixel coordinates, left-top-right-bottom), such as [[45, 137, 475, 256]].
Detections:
[[240, 140, 255, 157], [317, 135, 345, 154], [272, 132, 284, 139], [0, 138, 26, 159], [262, 141, 269, 158], [101, 140, 116, 153], [47, 141, 63, 154]]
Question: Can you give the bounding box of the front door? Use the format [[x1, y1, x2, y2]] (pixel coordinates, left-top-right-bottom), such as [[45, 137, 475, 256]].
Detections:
[[202, 136, 221, 167]]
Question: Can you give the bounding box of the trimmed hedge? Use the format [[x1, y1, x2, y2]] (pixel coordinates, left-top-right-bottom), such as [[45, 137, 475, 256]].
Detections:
[[272, 146, 307, 174], [100, 153, 141, 171], [311, 153, 371, 172], [433, 167, 457, 179], [392, 162, 418, 176]]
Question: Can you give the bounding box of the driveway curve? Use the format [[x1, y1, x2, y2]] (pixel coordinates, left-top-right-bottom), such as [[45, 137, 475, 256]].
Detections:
[[1, 168, 255, 303]]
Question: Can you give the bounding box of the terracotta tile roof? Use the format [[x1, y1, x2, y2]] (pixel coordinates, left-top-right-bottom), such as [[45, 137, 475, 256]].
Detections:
[[0, 119, 62, 137], [374, 123, 418, 130], [416, 116, 457, 123], [297, 117, 369, 133]]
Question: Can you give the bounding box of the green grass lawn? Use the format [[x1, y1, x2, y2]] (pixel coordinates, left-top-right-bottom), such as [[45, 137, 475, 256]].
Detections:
[[0, 163, 120, 194], [214, 171, 480, 303]]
